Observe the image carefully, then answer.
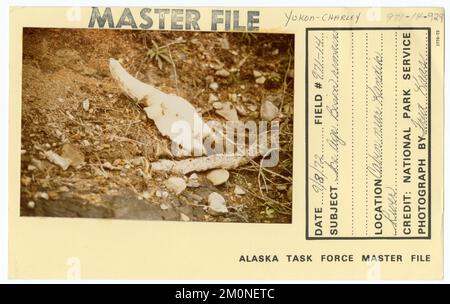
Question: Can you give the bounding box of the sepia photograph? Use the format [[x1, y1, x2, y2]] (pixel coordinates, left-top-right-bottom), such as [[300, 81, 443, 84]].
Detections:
[[5, 3, 446, 283], [20, 28, 294, 223]]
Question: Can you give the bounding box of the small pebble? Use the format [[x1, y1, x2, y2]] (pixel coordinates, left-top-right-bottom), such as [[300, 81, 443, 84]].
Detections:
[[287, 186, 293, 201], [209, 94, 219, 103], [247, 104, 258, 112], [58, 186, 69, 192], [206, 169, 230, 186], [215, 69, 230, 77], [236, 105, 248, 116], [220, 38, 230, 50], [35, 192, 49, 200], [255, 76, 266, 84], [21, 176, 32, 186], [165, 177, 186, 195], [82, 99, 90, 112], [234, 185, 246, 195], [187, 173, 200, 188], [209, 82, 219, 91], [260, 100, 279, 121], [180, 213, 190, 221], [253, 70, 263, 78], [213, 102, 223, 110], [216, 102, 239, 121], [208, 192, 228, 214], [102, 162, 115, 170], [142, 191, 151, 199]]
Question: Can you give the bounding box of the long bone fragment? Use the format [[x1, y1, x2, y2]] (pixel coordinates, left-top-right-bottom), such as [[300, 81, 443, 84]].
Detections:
[[150, 153, 258, 175]]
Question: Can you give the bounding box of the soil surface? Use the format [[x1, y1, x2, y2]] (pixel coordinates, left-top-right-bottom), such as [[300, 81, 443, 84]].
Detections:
[[20, 28, 294, 223]]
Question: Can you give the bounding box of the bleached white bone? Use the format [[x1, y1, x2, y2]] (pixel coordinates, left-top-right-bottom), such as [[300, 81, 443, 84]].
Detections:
[[109, 58, 212, 156]]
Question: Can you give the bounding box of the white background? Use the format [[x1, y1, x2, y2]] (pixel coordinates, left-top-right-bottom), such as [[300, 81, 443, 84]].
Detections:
[[0, 0, 447, 283]]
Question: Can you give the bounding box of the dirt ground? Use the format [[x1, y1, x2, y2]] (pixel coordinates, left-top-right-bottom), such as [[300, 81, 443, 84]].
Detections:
[[20, 28, 294, 223]]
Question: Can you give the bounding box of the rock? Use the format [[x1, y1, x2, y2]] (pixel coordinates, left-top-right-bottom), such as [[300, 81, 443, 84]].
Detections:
[[210, 62, 224, 70], [187, 173, 200, 188], [82, 99, 90, 112], [92, 166, 104, 176], [27, 201, 35, 209], [205, 75, 214, 83], [102, 161, 116, 170], [209, 94, 219, 103], [27, 164, 37, 171], [255, 76, 266, 84], [260, 100, 279, 121], [209, 82, 219, 91], [165, 177, 186, 195], [35, 192, 49, 200], [112, 159, 122, 166], [142, 191, 151, 199], [175, 36, 185, 43], [187, 180, 201, 189], [45, 150, 70, 170], [234, 185, 246, 195], [271, 48, 279, 55], [58, 186, 69, 192], [216, 102, 239, 121], [48, 191, 59, 200], [247, 104, 258, 112], [180, 213, 190, 221], [236, 104, 248, 116], [276, 185, 288, 191], [212, 101, 223, 110], [160, 203, 170, 210], [265, 94, 282, 106], [31, 158, 44, 170], [187, 192, 203, 203], [253, 70, 263, 77], [130, 157, 143, 166], [206, 169, 229, 186], [21, 176, 32, 186], [215, 69, 230, 77], [61, 143, 85, 167], [287, 185, 293, 201], [82, 67, 97, 76], [220, 38, 230, 50], [287, 69, 294, 78], [208, 192, 228, 214], [156, 189, 169, 198]]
